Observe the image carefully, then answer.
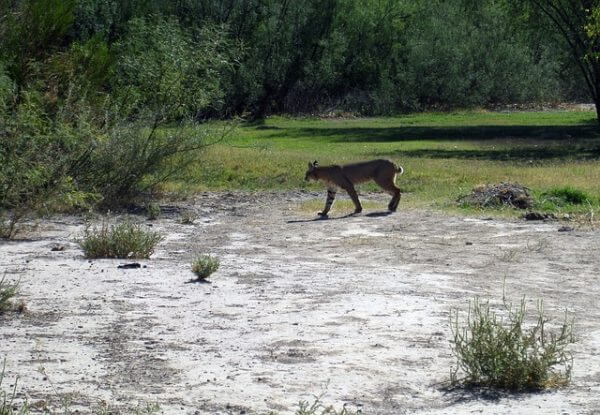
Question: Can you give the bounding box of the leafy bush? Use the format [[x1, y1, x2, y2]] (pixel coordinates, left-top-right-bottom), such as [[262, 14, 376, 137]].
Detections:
[[450, 297, 574, 390], [0, 278, 19, 314], [80, 221, 163, 259], [191, 255, 220, 280]]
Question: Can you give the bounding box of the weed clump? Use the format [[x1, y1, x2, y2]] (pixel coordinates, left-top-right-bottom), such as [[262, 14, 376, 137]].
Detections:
[[191, 255, 220, 280], [450, 297, 574, 391], [294, 397, 361, 415], [80, 222, 163, 259], [179, 210, 197, 224]]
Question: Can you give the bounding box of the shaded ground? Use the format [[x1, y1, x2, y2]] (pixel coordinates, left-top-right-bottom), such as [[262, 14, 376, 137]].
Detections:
[[1, 191, 600, 414]]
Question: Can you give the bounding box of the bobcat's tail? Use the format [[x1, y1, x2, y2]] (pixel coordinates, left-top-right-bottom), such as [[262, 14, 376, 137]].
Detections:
[[396, 165, 404, 175]]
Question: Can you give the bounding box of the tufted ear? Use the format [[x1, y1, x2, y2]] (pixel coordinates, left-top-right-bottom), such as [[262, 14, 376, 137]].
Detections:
[[313, 160, 319, 167]]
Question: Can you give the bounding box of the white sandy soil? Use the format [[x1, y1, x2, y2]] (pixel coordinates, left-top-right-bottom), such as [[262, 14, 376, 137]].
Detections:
[[1, 191, 599, 414]]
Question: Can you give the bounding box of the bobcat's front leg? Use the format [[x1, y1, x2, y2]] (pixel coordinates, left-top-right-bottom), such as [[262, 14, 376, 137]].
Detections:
[[318, 188, 336, 217]]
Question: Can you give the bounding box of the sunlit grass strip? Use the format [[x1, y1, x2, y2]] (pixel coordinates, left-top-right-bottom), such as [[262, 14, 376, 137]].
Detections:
[[158, 111, 600, 216]]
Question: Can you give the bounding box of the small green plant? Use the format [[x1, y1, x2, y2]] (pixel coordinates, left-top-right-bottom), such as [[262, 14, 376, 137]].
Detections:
[[191, 255, 220, 280], [0, 277, 19, 314], [450, 296, 574, 391], [80, 221, 163, 259], [146, 203, 161, 220]]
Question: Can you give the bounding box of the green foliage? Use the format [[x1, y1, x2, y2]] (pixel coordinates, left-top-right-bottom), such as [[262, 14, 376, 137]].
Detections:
[[526, 0, 600, 119], [0, 278, 19, 314], [450, 297, 575, 390], [111, 16, 228, 120], [191, 255, 220, 280], [0, 0, 591, 117], [80, 221, 163, 259], [0, 0, 76, 85]]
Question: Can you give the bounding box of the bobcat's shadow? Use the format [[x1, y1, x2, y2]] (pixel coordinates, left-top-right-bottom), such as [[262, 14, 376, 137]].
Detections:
[[287, 211, 392, 223], [365, 211, 393, 217]]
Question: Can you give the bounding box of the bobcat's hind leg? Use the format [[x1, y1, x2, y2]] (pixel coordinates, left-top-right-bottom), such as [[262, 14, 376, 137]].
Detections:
[[319, 188, 337, 217], [388, 188, 401, 212], [343, 184, 362, 214], [375, 176, 401, 212]]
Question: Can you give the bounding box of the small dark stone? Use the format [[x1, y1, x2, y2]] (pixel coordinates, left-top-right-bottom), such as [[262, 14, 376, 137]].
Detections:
[[558, 226, 574, 232], [51, 244, 65, 252], [465, 241, 473, 245], [117, 263, 141, 269]]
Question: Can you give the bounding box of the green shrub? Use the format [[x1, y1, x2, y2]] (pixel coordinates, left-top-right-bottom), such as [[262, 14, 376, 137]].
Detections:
[[0, 278, 19, 314], [450, 297, 574, 390], [191, 255, 220, 280], [541, 186, 591, 206], [80, 222, 163, 259]]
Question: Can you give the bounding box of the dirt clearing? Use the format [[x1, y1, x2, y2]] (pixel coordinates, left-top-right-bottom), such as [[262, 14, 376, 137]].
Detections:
[[1, 191, 600, 414]]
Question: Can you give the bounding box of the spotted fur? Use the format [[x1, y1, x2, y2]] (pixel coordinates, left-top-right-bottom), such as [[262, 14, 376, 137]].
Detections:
[[305, 159, 404, 216]]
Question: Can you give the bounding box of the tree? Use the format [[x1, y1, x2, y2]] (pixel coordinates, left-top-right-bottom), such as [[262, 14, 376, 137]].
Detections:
[[526, 0, 600, 122]]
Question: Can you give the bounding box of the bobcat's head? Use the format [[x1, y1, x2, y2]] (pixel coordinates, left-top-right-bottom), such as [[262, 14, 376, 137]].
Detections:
[[304, 160, 319, 181]]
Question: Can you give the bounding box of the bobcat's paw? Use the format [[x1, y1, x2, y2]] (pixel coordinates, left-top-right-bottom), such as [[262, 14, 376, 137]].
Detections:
[[318, 211, 329, 218]]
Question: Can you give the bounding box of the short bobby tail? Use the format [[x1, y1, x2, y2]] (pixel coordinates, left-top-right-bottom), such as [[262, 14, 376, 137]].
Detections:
[[396, 165, 404, 175]]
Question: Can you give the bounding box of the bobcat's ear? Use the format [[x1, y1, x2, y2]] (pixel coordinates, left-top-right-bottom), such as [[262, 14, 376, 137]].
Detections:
[[308, 161, 313, 169], [313, 160, 319, 167]]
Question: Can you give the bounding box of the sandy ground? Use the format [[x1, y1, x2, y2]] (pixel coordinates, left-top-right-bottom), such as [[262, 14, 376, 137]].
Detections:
[[1, 191, 600, 414]]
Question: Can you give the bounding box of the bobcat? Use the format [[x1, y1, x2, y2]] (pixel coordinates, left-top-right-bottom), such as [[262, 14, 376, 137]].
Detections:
[[304, 159, 404, 216]]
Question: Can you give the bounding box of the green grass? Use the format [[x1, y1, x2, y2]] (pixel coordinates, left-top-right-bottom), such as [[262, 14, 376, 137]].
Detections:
[[161, 110, 600, 216]]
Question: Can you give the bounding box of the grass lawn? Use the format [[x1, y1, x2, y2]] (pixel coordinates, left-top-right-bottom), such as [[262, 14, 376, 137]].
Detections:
[[164, 110, 600, 217]]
